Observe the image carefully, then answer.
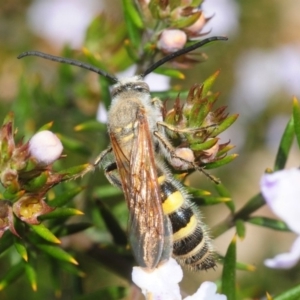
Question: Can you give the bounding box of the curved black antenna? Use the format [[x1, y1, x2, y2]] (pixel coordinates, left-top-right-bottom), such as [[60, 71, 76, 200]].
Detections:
[[17, 51, 118, 83], [142, 36, 228, 77]]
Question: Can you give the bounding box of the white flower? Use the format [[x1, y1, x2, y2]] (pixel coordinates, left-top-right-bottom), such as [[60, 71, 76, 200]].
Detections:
[[184, 281, 227, 300], [132, 258, 226, 300], [29, 130, 63, 165], [132, 258, 183, 300], [260, 168, 300, 268]]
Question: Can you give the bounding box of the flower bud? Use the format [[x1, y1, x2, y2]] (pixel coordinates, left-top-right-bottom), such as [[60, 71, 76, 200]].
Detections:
[[201, 141, 220, 163], [170, 147, 195, 170], [29, 131, 63, 165], [157, 29, 187, 53], [186, 12, 206, 34]]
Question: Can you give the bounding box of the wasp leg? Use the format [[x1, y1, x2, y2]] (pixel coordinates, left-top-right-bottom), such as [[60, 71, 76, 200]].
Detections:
[[157, 121, 217, 135], [153, 131, 220, 184], [93, 146, 113, 167], [103, 161, 123, 189], [91, 146, 123, 189]]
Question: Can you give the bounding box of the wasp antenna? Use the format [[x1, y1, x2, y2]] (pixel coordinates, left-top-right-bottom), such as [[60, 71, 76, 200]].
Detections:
[[142, 36, 228, 77], [17, 51, 118, 83]]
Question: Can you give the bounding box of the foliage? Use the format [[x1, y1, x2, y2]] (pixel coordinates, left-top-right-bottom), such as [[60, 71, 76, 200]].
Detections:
[[0, 0, 299, 299]]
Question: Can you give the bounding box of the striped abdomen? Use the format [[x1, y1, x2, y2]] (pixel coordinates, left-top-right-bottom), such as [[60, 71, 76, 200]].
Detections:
[[158, 169, 216, 271]]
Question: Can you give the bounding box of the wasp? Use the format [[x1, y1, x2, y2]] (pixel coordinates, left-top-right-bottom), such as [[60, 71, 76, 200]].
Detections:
[[18, 36, 227, 270]]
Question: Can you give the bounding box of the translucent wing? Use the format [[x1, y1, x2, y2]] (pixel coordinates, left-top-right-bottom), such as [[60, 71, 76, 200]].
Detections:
[[110, 106, 171, 269]]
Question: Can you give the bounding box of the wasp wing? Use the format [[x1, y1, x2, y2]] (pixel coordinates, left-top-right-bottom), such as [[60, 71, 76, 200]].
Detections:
[[110, 106, 171, 269]]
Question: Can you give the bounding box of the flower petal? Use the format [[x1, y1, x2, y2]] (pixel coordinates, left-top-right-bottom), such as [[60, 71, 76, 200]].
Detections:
[[264, 236, 300, 269], [260, 168, 300, 234], [132, 258, 183, 300], [184, 281, 227, 300]]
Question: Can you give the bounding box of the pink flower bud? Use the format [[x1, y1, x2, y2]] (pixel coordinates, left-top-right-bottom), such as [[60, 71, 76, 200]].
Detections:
[[186, 12, 206, 34], [157, 29, 187, 53], [170, 147, 195, 170], [29, 130, 63, 165]]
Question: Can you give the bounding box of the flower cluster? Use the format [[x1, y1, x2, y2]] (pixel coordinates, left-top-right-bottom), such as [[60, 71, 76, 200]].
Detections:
[[137, 0, 213, 65], [132, 258, 226, 300], [162, 72, 238, 173], [0, 113, 66, 237]]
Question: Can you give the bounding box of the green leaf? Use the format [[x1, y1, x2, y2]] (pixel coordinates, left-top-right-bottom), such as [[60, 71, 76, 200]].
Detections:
[[14, 238, 28, 261], [55, 222, 93, 237], [217, 144, 235, 157], [153, 68, 185, 79], [218, 255, 256, 271], [211, 114, 239, 136], [122, 0, 142, 48], [190, 138, 218, 151], [170, 11, 201, 28], [204, 154, 238, 169], [23, 171, 48, 192], [30, 223, 61, 244], [234, 193, 265, 221], [215, 183, 235, 213], [38, 207, 84, 220], [221, 235, 236, 300], [122, 0, 143, 28], [24, 263, 37, 291], [94, 185, 123, 198], [96, 200, 128, 246], [48, 186, 84, 207], [38, 121, 54, 131], [192, 195, 231, 206], [202, 70, 220, 96], [248, 216, 290, 231], [235, 261, 256, 272], [274, 116, 294, 171], [293, 97, 300, 149], [36, 244, 78, 265], [74, 120, 107, 132], [59, 262, 85, 277], [235, 219, 246, 239], [189, 94, 219, 128], [58, 134, 91, 155], [0, 231, 14, 253], [274, 285, 300, 300], [191, 0, 204, 8], [0, 261, 24, 291]]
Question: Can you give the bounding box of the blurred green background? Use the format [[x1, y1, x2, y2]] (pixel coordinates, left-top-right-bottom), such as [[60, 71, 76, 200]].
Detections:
[[0, 0, 300, 299]]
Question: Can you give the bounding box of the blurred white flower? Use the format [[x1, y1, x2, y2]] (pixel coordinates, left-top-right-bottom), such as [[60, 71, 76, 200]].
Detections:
[[96, 102, 108, 123], [230, 45, 300, 122], [117, 65, 171, 92], [157, 29, 187, 53], [264, 236, 300, 269], [132, 258, 226, 300], [201, 0, 240, 37], [184, 281, 227, 300], [260, 168, 300, 268], [29, 130, 63, 165], [132, 258, 182, 300], [27, 0, 103, 49]]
